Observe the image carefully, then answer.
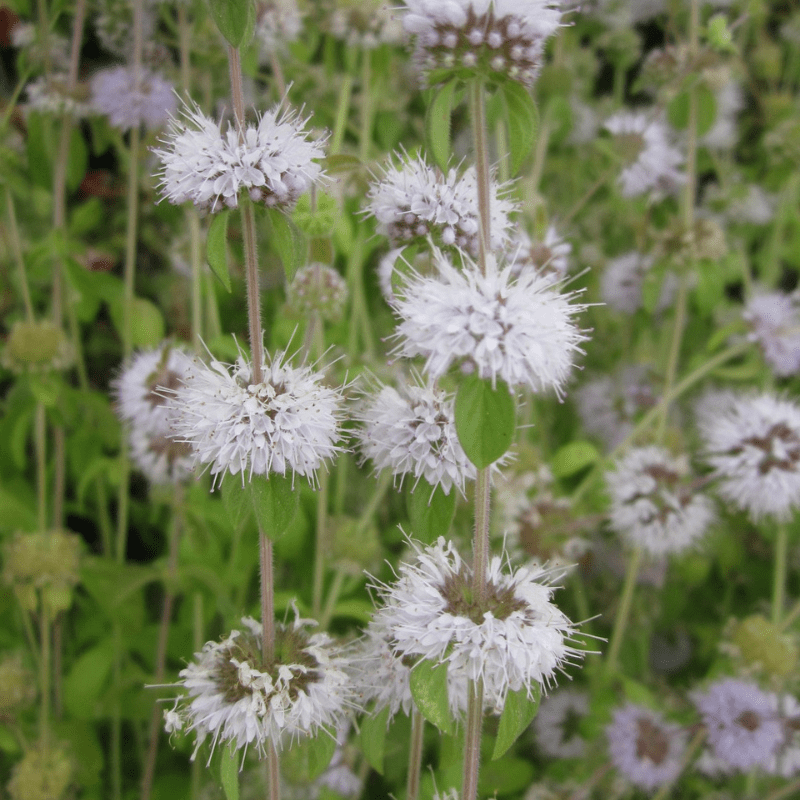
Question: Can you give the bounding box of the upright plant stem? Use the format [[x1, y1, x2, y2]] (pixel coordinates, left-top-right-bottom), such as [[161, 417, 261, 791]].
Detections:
[[312, 469, 330, 619], [140, 488, 184, 800], [469, 80, 490, 275], [407, 707, 425, 800], [462, 678, 484, 800], [6, 189, 34, 320], [39, 608, 51, 749], [35, 404, 47, 531], [259, 532, 275, 666], [772, 523, 788, 625], [472, 468, 491, 603], [358, 50, 373, 164], [606, 547, 643, 675]]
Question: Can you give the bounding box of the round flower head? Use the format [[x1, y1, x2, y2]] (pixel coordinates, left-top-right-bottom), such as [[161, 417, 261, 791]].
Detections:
[[693, 678, 784, 771], [600, 251, 655, 314], [129, 427, 194, 486], [25, 73, 90, 117], [372, 537, 583, 714], [534, 689, 589, 759], [91, 66, 176, 131], [393, 251, 588, 395], [166, 614, 355, 758], [366, 153, 516, 256], [506, 225, 571, 283], [606, 704, 687, 790], [255, 0, 304, 60], [743, 290, 800, 378], [605, 446, 715, 557], [286, 263, 348, 322], [329, 0, 405, 49], [604, 111, 684, 198], [168, 347, 343, 487], [697, 392, 800, 522], [402, 0, 563, 88], [154, 101, 326, 213], [355, 378, 477, 496]]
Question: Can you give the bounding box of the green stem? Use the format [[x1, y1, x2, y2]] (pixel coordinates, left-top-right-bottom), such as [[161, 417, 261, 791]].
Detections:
[[267, 742, 281, 800], [5, 189, 34, 320], [331, 74, 354, 155], [270, 52, 287, 100], [605, 547, 642, 675], [190, 594, 204, 800], [772, 523, 788, 625], [312, 468, 330, 619], [38, 608, 51, 750], [461, 678, 484, 800], [111, 624, 122, 800], [407, 707, 425, 800], [472, 468, 491, 603], [358, 49, 373, 164], [319, 568, 346, 631], [655, 276, 688, 442], [35, 403, 47, 531], [469, 80, 490, 274], [259, 530, 275, 666]]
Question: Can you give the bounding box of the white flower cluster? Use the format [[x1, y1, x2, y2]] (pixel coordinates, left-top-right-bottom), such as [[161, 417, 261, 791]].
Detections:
[[506, 225, 571, 283], [167, 348, 343, 488], [743, 290, 800, 377], [403, 0, 563, 87], [355, 379, 476, 496], [604, 111, 684, 198], [165, 615, 354, 757], [393, 252, 588, 395], [605, 446, 715, 557], [366, 154, 516, 256], [114, 345, 194, 486], [25, 74, 90, 118], [534, 689, 589, 759], [91, 66, 176, 131], [698, 392, 800, 522], [371, 538, 582, 714], [255, 0, 304, 60], [154, 102, 326, 213]]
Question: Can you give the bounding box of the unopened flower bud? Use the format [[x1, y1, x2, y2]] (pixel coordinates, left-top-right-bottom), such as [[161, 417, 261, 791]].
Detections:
[[733, 615, 798, 677], [7, 744, 74, 800], [2, 320, 73, 373]]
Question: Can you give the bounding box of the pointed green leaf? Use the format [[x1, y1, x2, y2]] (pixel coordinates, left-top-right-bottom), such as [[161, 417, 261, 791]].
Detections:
[[425, 79, 458, 172], [360, 706, 390, 774], [265, 207, 307, 281], [249, 473, 300, 540], [207, 209, 232, 292], [667, 83, 717, 136], [407, 483, 457, 544], [220, 743, 240, 800], [288, 728, 337, 780], [550, 441, 599, 478], [500, 81, 538, 175], [221, 479, 252, 533], [454, 375, 516, 469], [491, 684, 541, 760], [208, 0, 253, 48], [409, 659, 453, 734]]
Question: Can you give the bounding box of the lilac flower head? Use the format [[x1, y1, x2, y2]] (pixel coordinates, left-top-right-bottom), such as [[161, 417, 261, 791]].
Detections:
[[91, 66, 176, 131], [371, 537, 583, 715], [743, 290, 800, 378], [366, 153, 516, 256], [154, 101, 326, 213], [606, 704, 687, 790], [693, 678, 784, 771], [604, 111, 684, 198], [605, 446, 715, 557], [393, 251, 589, 395], [402, 0, 564, 87], [534, 689, 590, 759], [698, 392, 800, 521], [506, 225, 571, 283]]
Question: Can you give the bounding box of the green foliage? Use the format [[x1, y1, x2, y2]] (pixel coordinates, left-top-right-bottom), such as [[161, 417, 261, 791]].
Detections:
[[207, 0, 254, 48], [207, 209, 233, 292], [455, 375, 516, 468], [220, 743, 240, 800], [492, 685, 541, 760], [409, 659, 453, 735], [425, 79, 459, 171], [360, 706, 390, 774], [407, 483, 457, 544], [265, 207, 307, 281]]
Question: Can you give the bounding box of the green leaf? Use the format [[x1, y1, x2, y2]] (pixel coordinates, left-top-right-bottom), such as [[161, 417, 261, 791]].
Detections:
[[550, 441, 599, 478], [407, 483, 457, 544], [500, 81, 538, 175], [207, 209, 232, 292], [63, 642, 115, 720], [292, 192, 339, 237], [130, 297, 166, 347], [220, 743, 240, 800], [479, 756, 535, 796], [0, 485, 36, 531], [360, 706, 390, 774], [66, 126, 88, 192], [425, 79, 458, 171], [249, 473, 300, 539], [207, 0, 253, 48], [26, 113, 52, 188], [409, 659, 452, 734], [265, 207, 307, 281], [288, 729, 337, 781], [667, 83, 717, 137], [221, 479, 253, 533], [454, 375, 516, 469], [491, 685, 541, 760]]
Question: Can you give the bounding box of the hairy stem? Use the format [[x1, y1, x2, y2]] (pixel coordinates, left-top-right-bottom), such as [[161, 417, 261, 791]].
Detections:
[[312, 468, 330, 619], [469, 80, 491, 275], [407, 707, 425, 800], [471, 467, 491, 603], [462, 678, 484, 800], [605, 547, 643, 675], [772, 523, 788, 625], [259, 531, 275, 666]]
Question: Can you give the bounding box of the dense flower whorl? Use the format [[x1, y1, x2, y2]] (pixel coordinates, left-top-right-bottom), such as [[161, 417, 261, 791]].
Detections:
[[605, 446, 715, 557], [154, 102, 326, 213], [693, 679, 784, 771], [606, 704, 687, 790], [743, 290, 800, 377], [402, 0, 563, 87], [355, 379, 476, 496], [371, 538, 582, 714], [168, 348, 343, 487], [604, 111, 684, 198], [506, 225, 571, 283], [697, 392, 800, 522], [90, 65, 176, 131], [393, 253, 588, 395], [165, 616, 355, 756], [366, 154, 516, 256]]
